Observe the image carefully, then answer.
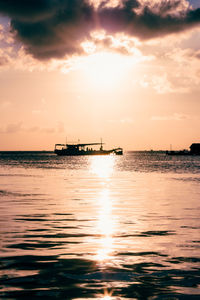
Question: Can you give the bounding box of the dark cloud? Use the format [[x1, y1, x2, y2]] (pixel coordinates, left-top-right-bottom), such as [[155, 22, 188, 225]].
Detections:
[[0, 0, 200, 60], [0, 0, 95, 59], [0, 0, 56, 22], [98, 0, 200, 39]]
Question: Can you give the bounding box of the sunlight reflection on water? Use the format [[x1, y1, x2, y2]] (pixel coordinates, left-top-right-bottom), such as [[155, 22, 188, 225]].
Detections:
[[101, 295, 112, 300], [96, 189, 115, 262], [90, 155, 115, 179], [90, 156, 116, 264]]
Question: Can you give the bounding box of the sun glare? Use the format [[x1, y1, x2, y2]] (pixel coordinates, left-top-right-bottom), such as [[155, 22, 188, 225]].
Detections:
[[83, 52, 130, 90], [90, 155, 115, 179]]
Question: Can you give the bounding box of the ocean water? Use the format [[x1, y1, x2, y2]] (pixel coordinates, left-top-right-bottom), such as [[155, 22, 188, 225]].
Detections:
[[0, 151, 200, 299]]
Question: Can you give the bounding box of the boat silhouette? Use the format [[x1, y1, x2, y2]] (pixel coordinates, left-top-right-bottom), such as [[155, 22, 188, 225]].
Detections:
[[54, 141, 123, 156], [166, 143, 200, 156]]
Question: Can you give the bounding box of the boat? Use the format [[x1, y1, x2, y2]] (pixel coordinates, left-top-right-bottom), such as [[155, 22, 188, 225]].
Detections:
[[166, 150, 190, 155], [166, 143, 200, 156], [54, 141, 123, 156]]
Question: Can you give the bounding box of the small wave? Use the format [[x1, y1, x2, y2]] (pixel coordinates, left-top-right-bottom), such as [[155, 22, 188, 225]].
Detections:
[[0, 174, 42, 177], [0, 190, 43, 197], [118, 230, 175, 238], [171, 176, 200, 182]]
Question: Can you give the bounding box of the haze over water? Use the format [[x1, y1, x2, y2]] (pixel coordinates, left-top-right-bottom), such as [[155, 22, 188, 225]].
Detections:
[[0, 151, 200, 299]]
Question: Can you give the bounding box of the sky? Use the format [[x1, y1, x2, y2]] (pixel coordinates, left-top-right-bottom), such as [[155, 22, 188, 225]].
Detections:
[[0, 0, 200, 151]]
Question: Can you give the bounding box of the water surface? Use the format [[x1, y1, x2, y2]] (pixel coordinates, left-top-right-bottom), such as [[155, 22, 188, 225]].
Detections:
[[0, 151, 200, 299]]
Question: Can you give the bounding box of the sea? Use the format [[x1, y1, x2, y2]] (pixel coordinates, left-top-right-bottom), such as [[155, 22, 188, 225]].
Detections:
[[0, 151, 200, 299]]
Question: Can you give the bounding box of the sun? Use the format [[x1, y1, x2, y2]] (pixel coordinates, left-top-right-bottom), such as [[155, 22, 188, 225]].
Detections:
[[82, 52, 131, 90]]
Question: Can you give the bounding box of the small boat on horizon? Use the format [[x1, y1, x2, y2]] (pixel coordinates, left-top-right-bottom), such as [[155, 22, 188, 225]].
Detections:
[[166, 143, 200, 156], [54, 141, 123, 156]]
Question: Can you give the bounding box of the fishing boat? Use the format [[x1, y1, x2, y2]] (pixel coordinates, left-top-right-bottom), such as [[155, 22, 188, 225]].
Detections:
[[54, 141, 123, 156]]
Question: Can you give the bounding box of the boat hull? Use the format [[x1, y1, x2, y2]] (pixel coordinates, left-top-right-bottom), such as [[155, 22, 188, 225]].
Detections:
[[54, 149, 122, 156]]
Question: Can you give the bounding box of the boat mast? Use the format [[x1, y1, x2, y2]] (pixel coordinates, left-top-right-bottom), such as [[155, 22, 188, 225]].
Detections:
[[100, 138, 103, 151]]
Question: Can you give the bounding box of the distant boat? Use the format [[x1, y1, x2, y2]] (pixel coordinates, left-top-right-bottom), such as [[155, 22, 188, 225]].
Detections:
[[166, 143, 200, 156], [54, 141, 123, 156], [166, 150, 190, 156]]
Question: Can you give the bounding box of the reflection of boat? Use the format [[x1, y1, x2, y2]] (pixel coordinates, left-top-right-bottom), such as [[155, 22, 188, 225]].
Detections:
[[54, 141, 123, 156]]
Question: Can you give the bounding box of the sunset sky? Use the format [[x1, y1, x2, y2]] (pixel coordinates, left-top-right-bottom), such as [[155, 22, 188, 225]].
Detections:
[[0, 0, 200, 150]]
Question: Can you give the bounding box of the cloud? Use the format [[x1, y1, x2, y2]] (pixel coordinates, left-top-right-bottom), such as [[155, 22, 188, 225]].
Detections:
[[0, 0, 199, 60], [98, 0, 200, 39], [27, 126, 56, 134], [0, 100, 11, 108], [0, 122, 57, 134], [136, 0, 190, 16], [82, 31, 150, 56], [151, 113, 190, 121], [138, 41, 200, 95], [57, 121, 65, 133], [40, 127, 55, 134], [0, 0, 95, 60], [185, 48, 200, 59], [151, 74, 174, 94], [164, 47, 200, 88], [0, 55, 8, 65], [139, 73, 180, 94], [32, 110, 41, 115], [108, 117, 134, 124], [0, 122, 22, 134], [27, 126, 40, 133]]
